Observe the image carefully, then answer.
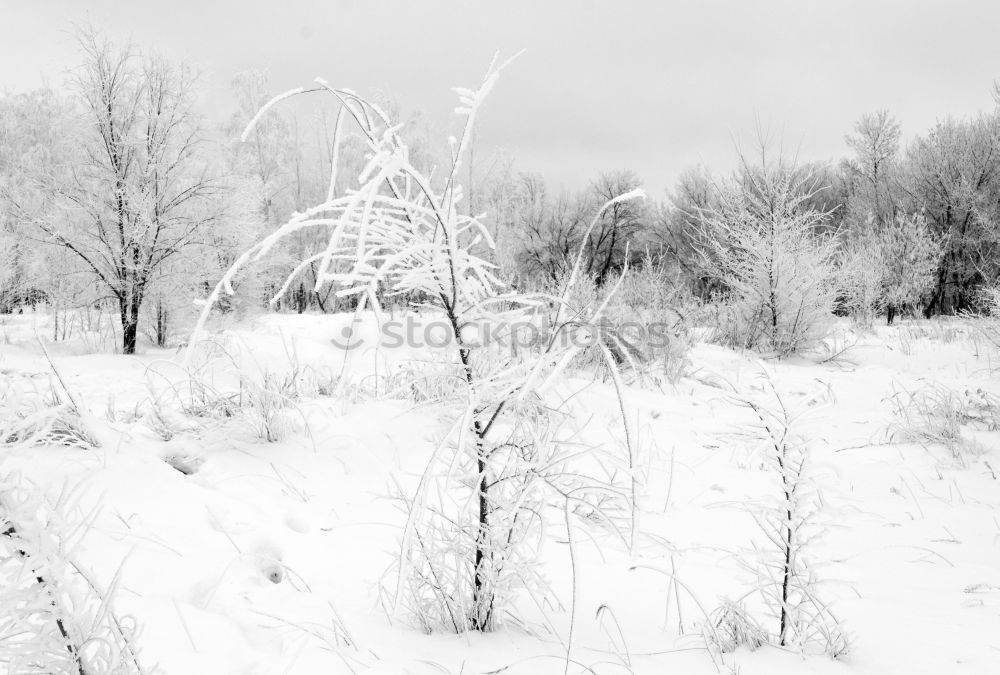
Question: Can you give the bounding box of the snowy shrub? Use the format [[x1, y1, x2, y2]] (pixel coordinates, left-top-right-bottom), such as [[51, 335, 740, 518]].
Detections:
[[838, 235, 886, 328], [527, 256, 695, 386], [189, 55, 643, 633], [702, 600, 766, 654], [732, 373, 849, 656], [608, 256, 696, 385], [1, 400, 96, 450], [239, 370, 305, 443], [143, 337, 316, 443], [836, 212, 942, 329], [975, 283, 1000, 316], [967, 283, 1000, 356], [528, 270, 640, 377], [0, 475, 147, 675], [876, 212, 942, 324], [1, 374, 98, 451], [888, 383, 999, 459], [697, 159, 839, 357], [0, 230, 27, 316]]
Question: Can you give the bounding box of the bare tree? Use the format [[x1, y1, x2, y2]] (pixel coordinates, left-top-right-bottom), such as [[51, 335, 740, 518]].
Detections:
[[588, 170, 647, 285], [38, 30, 218, 353], [512, 170, 648, 286], [657, 165, 720, 297], [520, 183, 591, 283]]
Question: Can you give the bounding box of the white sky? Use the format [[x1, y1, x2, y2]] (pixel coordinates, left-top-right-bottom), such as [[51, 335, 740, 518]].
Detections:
[[3, 0, 1000, 194]]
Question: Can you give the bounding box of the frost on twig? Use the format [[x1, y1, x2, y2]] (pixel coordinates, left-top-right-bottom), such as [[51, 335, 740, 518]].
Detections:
[[0, 474, 148, 674]]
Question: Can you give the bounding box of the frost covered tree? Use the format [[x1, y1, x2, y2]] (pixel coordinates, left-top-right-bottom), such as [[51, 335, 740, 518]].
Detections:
[[35, 30, 219, 353], [843, 110, 902, 232], [226, 71, 299, 229], [0, 89, 77, 314], [697, 155, 839, 356], [903, 113, 1000, 314], [838, 233, 886, 328], [877, 212, 942, 324], [835, 210, 940, 325]]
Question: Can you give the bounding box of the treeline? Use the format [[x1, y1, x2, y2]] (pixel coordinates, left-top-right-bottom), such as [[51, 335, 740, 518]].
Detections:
[[494, 107, 999, 321], [2, 30, 999, 354]]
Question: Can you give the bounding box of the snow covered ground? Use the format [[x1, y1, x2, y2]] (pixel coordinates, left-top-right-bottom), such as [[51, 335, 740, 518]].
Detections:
[[2, 310, 999, 674]]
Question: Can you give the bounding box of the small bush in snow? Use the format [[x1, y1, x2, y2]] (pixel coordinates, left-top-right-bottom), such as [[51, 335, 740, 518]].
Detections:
[[702, 600, 766, 654], [604, 256, 696, 385], [966, 283, 1000, 357], [839, 212, 942, 326], [877, 212, 942, 324], [732, 373, 849, 657], [1, 376, 98, 450], [527, 256, 695, 386], [888, 383, 999, 459], [975, 283, 1000, 316], [837, 235, 886, 328], [697, 158, 839, 357]]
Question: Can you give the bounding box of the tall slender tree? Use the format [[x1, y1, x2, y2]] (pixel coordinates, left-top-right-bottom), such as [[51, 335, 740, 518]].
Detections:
[[844, 110, 902, 231]]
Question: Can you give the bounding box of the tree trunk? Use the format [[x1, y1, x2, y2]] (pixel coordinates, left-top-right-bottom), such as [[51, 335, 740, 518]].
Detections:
[[472, 445, 491, 631], [120, 294, 141, 355], [923, 298, 935, 319], [296, 284, 307, 314], [155, 298, 168, 348]]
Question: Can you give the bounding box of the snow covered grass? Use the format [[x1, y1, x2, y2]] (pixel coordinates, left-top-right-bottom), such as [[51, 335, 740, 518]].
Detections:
[[889, 382, 1000, 460], [2, 311, 1000, 672], [1, 351, 98, 450], [1, 362, 146, 675]]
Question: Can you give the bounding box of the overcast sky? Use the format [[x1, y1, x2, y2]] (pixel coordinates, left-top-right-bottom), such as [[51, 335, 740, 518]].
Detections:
[[4, 0, 1000, 195]]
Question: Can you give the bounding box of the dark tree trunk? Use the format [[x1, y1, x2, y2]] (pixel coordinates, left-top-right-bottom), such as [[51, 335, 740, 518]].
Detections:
[[120, 293, 141, 355], [296, 284, 307, 314], [156, 298, 168, 348], [122, 315, 138, 354]]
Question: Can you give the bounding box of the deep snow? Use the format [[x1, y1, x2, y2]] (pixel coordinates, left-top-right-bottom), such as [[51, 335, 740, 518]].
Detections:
[[1, 310, 999, 674]]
